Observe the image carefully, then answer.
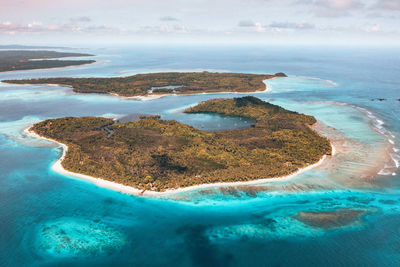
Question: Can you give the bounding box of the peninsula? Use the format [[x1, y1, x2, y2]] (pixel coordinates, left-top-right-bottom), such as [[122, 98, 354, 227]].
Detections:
[[30, 96, 331, 192], [5, 72, 287, 97], [0, 50, 95, 72]]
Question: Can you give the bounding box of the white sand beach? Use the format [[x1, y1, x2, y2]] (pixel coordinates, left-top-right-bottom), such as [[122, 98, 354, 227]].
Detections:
[[25, 122, 334, 197], [100, 77, 275, 101]]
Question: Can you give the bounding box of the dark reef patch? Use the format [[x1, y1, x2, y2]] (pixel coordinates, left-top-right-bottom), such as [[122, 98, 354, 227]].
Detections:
[[294, 209, 369, 229], [378, 199, 397, 205]]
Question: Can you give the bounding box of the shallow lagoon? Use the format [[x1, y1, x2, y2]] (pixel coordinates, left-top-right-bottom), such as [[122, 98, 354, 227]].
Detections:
[[1, 45, 400, 266]]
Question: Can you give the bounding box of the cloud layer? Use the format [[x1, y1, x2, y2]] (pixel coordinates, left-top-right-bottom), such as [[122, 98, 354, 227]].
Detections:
[[0, 0, 398, 44]]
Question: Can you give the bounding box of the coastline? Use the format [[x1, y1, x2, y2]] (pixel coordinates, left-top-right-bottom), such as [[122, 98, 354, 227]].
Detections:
[[4, 77, 275, 101], [25, 122, 334, 197], [112, 77, 275, 101], [0, 60, 97, 75]]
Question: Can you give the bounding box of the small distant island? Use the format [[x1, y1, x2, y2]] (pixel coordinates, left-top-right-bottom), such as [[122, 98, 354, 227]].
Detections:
[[0, 44, 70, 49], [0, 50, 95, 72], [30, 96, 331, 192], [5, 72, 287, 97]]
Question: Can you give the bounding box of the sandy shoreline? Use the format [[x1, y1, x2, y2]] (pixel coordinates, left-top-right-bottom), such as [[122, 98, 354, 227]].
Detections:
[[0, 60, 97, 75], [112, 77, 275, 101], [25, 122, 334, 197], [4, 77, 275, 101]]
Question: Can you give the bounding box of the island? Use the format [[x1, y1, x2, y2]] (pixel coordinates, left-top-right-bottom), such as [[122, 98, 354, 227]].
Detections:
[[0, 50, 95, 72], [5, 72, 287, 97], [29, 96, 331, 192], [0, 44, 69, 49]]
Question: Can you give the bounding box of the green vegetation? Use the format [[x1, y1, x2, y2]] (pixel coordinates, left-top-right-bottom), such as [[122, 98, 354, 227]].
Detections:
[[4, 72, 285, 97], [0, 50, 95, 72], [185, 96, 317, 128], [31, 96, 330, 192]]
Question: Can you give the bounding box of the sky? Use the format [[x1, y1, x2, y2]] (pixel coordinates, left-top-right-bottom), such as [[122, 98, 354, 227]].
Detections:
[[1, 0, 399, 45]]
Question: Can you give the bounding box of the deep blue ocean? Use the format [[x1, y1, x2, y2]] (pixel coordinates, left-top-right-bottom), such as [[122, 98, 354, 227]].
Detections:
[[0, 45, 400, 266]]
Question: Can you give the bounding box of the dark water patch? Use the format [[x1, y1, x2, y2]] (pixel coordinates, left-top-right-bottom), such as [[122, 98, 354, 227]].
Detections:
[[260, 218, 278, 232], [346, 196, 375, 204], [316, 201, 343, 208], [349, 115, 364, 122], [176, 224, 234, 267], [250, 212, 269, 220], [295, 200, 311, 204], [103, 197, 116, 205], [378, 199, 397, 205]]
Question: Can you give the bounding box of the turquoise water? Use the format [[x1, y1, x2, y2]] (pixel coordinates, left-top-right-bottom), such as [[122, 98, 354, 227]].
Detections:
[[1, 45, 400, 266]]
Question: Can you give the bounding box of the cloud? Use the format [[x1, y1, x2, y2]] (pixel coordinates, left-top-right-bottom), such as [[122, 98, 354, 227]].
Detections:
[[237, 21, 267, 32], [238, 20, 256, 27], [237, 20, 267, 32], [295, 0, 364, 9], [160, 16, 179, 21], [295, 0, 364, 17], [365, 11, 398, 19], [316, 0, 364, 10], [255, 22, 267, 32], [0, 20, 198, 37], [0, 21, 47, 34], [362, 23, 381, 32], [83, 25, 118, 33], [374, 0, 400, 10], [129, 23, 202, 35], [70, 16, 92, 23], [269, 21, 315, 29], [0, 21, 118, 35]]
